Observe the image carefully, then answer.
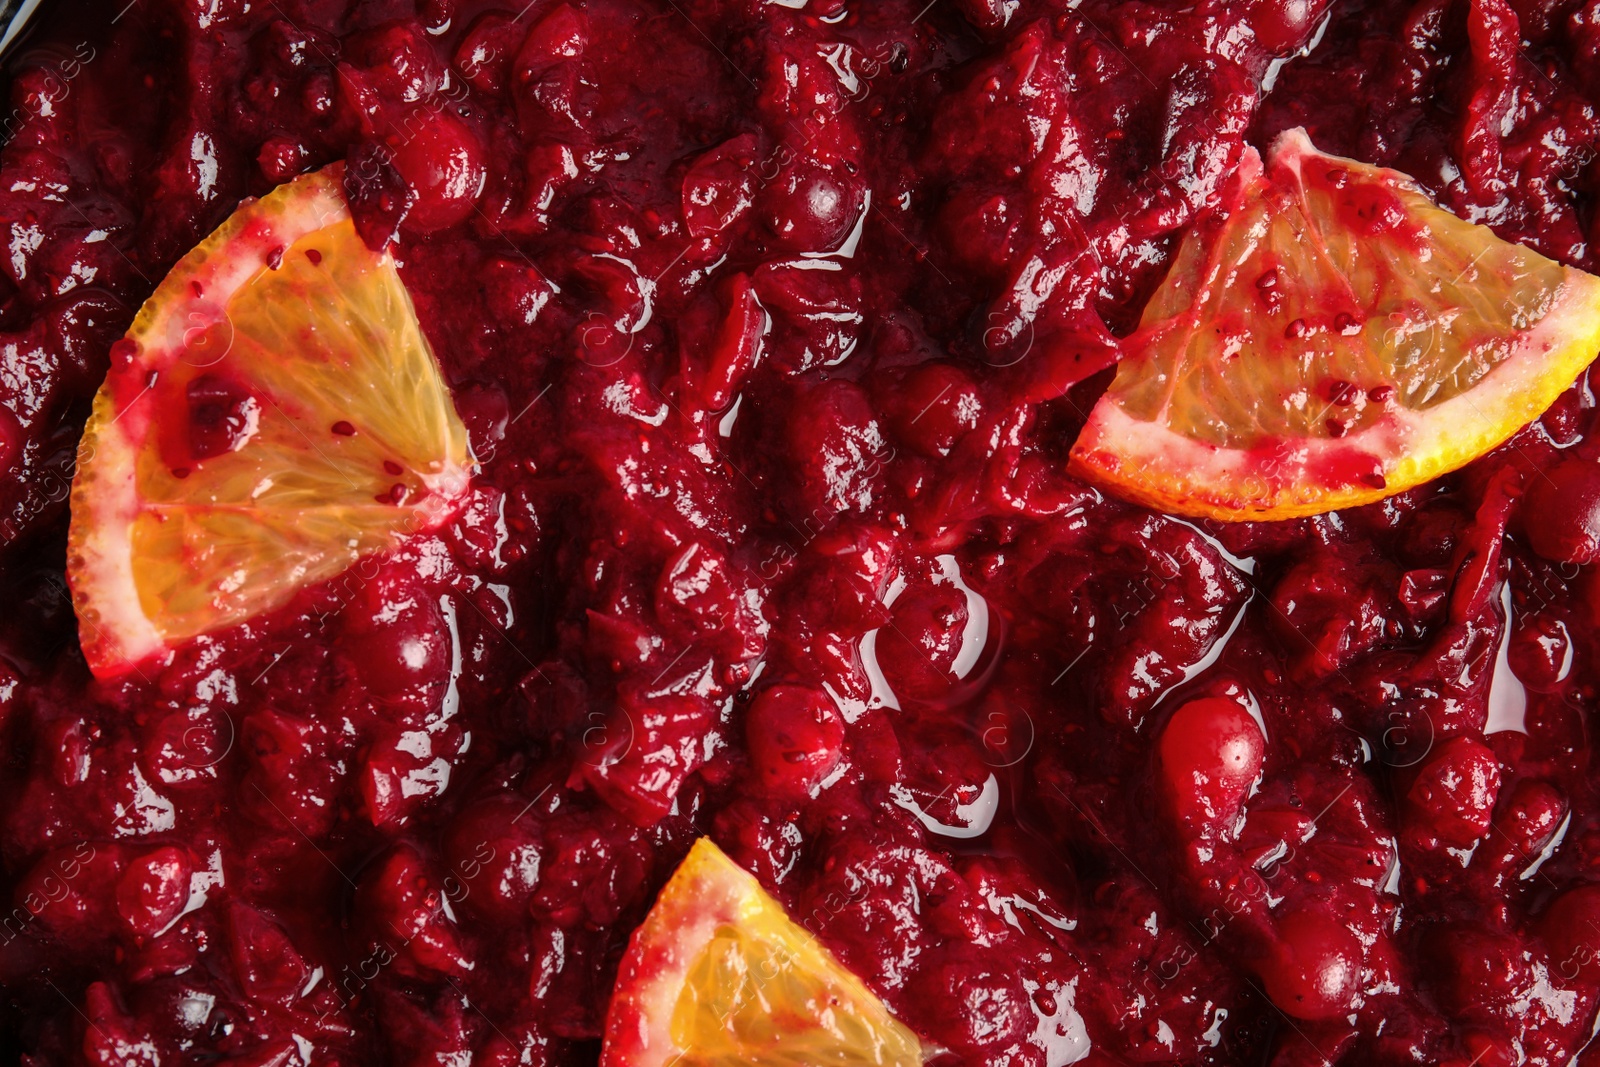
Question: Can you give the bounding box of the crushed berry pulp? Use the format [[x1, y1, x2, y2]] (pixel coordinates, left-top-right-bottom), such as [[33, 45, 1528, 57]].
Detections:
[[4, 0, 1600, 1064]]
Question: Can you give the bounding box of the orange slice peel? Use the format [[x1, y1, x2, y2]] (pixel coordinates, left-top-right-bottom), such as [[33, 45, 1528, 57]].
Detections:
[[68, 165, 473, 676], [1070, 128, 1600, 521], [601, 838, 925, 1067]]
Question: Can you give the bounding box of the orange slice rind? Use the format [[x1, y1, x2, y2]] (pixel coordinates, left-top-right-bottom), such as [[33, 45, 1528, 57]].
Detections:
[[601, 838, 925, 1067], [68, 165, 473, 675], [1070, 128, 1600, 521]]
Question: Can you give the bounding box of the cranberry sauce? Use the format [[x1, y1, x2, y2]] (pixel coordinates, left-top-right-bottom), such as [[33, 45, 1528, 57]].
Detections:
[[2, 0, 1600, 1064]]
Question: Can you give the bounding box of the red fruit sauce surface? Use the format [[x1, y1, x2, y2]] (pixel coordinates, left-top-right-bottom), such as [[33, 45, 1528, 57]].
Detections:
[[3, 0, 1600, 1064]]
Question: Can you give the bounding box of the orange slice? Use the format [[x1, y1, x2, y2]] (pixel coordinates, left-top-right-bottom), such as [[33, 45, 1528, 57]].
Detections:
[[601, 838, 924, 1067], [67, 165, 472, 676], [1070, 127, 1600, 521]]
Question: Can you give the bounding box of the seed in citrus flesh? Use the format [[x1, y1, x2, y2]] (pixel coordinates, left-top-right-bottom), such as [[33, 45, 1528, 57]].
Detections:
[[67, 164, 472, 676], [1070, 127, 1600, 521], [600, 838, 924, 1067]]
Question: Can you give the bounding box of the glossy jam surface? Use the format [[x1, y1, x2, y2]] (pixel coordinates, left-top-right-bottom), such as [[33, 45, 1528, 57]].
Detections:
[[3, 1, 1600, 1064]]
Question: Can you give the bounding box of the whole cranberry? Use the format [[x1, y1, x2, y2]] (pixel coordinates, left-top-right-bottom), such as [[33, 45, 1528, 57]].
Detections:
[[1540, 885, 1600, 983], [1156, 697, 1265, 828], [1519, 456, 1600, 564], [339, 577, 450, 702], [386, 110, 487, 233], [757, 158, 862, 254], [1405, 736, 1501, 848], [1258, 908, 1362, 1020], [745, 685, 845, 798]]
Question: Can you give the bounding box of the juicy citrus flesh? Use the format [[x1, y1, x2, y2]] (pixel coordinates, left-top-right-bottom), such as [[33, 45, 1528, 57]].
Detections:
[[1069, 127, 1600, 521], [68, 165, 472, 675], [601, 838, 924, 1067]]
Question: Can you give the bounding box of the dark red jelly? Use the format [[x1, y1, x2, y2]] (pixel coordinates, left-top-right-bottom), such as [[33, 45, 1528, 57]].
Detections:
[[2, 0, 1600, 1064]]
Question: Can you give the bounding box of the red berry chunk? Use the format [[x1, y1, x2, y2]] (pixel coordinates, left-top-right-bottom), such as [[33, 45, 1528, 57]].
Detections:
[[1157, 697, 1265, 828], [1404, 736, 1502, 849], [745, 684, 845, 798], [1258, 909, 1363, 1021]]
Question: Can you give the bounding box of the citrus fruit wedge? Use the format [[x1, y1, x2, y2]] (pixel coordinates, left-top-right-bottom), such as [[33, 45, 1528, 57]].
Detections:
[[601, 838, 925, 1067], [1069, 127, 1600, 521], [68, 164, 473, 676]]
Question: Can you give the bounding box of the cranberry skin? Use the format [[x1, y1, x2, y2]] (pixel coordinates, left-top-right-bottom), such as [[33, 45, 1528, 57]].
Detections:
[[757, 158, 862, 254], [907, 952, 1034, 1058], [356, 845, 473, 977], [338, 577, 450, 702], [745, 685, 845, 797], [1506, 613, 1572, 691], [227, 903, 311, 1005], [14, 843, 127, 946], [257, 135, 310, 183], [454, 380, 511, 460], [481, 256, 555, 329], [348, 21, 446, 104], [874, 575, 970, 702], [936, 188, 1021, 276], [1426, 925, 1534, 1018], [1246, 0, 1332, 54], [453, 12, 521, 95], [581, 690, 718, 826], [682, 134, 758, 240], [1520, 456, 1600, 564], [1405, 736, 1502, 848], [1540, 885, 1600, 983], [83, 982, 161, 1067], [1491, 778, 1567, 865], [386, 110, 487, 233], [885, 363, 982, 458], [1269, 554, 1395, 676], [786, 380, 889, 517], [1156, 697, 1265, 827], [115, 847, 192, 940], [530, 812, 649, 928], [444, 793, 545, 924], [1258, 909, 1362, 1020], [512, 4, 588, 135], [953, 0, 1017, 34]]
